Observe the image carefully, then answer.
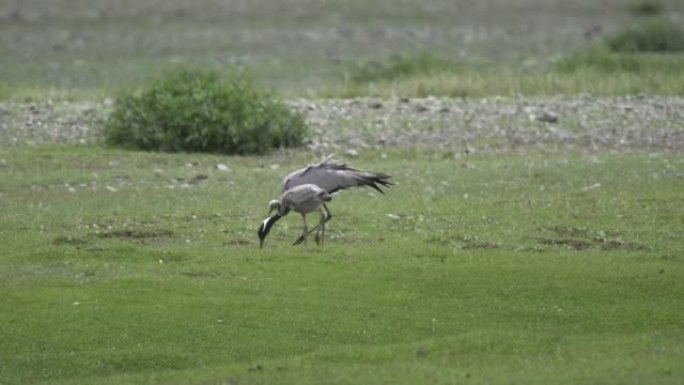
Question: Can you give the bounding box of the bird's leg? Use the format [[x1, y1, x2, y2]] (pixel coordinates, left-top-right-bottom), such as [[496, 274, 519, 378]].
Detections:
[[293, 214, 308, 246], [304, 204, 333, 238], [300, 214, 308, 245], [315, 208, 326, 245], [322, 203, 332, 224]]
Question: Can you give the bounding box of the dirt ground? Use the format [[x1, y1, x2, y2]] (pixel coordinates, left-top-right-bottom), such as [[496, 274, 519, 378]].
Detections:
[[1, 95, 682, 154]]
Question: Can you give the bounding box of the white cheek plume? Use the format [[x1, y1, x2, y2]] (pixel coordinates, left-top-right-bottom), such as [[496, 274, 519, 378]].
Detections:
[[261, 218, 271, 229]]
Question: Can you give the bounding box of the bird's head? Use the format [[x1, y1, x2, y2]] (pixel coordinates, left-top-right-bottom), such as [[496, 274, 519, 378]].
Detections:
[[268, 199, 281, 214]]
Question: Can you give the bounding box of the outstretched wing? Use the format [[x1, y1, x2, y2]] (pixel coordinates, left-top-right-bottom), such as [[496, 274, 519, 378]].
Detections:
[[282, 155, 393, 194]]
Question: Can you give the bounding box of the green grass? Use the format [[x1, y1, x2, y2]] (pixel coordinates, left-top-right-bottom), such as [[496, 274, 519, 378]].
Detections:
[[321, 66, 684, 98], [2, 2, 684, 381], [3, 0, 684, 99], [606, 19, 684, 53], [628, 1, 666, 16], [553, 49, 684, 74], [321, 47, 684, 98], [1, 146, 683, 384], [347, 53, 465, 84]]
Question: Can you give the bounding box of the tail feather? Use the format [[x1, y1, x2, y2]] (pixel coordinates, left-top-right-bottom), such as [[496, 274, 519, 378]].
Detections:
[[320, 157, 394, 192], [355, 172, 393, 194]]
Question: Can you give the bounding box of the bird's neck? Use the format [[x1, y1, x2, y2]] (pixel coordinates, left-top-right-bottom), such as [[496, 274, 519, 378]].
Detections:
[[277, 205, 290, 216]]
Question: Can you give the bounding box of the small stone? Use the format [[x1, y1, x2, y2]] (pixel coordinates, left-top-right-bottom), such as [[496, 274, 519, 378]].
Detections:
[[345, 149, 359, 157], [215, 163, 230, 171], [580, 183, 601, 192], [531, 109, 559, 123], [188, 174, 208, 184], [415, 104, 429, 112]]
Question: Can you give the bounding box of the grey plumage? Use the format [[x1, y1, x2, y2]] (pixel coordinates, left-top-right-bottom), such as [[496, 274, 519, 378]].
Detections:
[[258, 184, 332, 248], [258, 155, 393, 248], [282, 155, 393, 195]]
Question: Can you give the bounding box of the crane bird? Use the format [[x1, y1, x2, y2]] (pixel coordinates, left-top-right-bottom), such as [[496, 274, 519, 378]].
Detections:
[[258, 184, 332, 248], [258, 155, 393, 248]]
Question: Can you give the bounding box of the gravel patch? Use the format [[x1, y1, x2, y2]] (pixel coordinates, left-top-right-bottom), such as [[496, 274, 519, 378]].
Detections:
[[290, 95, 684, 155], [0, 100, 110, 147], [1, 96, 682, 154]]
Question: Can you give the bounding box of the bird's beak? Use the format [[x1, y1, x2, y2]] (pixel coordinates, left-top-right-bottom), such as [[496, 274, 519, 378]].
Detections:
[[259, 238, 265, 249]]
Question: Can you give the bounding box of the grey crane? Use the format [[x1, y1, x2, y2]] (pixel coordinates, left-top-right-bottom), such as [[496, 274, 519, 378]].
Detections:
[[258, 155, 393, 248], [258, 184, 332, 248]]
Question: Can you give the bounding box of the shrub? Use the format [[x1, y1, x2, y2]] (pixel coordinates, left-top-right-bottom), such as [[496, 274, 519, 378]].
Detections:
[[554, 49, 646, 73], [628, 1, 664, 16], [349, 53, 462, 83], [553, 48, 684, 75], [606, 20, 684, 52], [105, 68, 307, 154]]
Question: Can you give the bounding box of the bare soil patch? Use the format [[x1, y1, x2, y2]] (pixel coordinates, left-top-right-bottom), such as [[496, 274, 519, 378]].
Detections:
[[1, 96, 682, 153]]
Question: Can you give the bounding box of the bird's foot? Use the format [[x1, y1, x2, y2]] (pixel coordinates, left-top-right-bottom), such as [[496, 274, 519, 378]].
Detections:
[[293, 235, 306, 246]]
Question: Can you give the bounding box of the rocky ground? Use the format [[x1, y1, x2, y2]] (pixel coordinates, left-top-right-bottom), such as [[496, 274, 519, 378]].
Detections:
[[1, 96, 683, 154]]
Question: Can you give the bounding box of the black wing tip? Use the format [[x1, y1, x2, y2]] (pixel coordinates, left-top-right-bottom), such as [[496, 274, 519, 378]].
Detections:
[[314, 156, 394, 194], [366, 174, 394, 194]]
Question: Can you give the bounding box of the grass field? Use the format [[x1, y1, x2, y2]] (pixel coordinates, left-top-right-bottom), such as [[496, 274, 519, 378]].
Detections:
[[2, 0, 684, 98], [2, 1, 684, 384], [1, 147, 683, 384]]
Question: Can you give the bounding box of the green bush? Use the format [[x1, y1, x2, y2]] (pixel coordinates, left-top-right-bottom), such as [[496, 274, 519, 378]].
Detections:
[[606, 20, 684, 52], [553, 47, 684, 75], [105, 68, 307, 154], [628, 1, 664, 16], [349, 53, 462, 83], [554, 49, 646, 74]]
